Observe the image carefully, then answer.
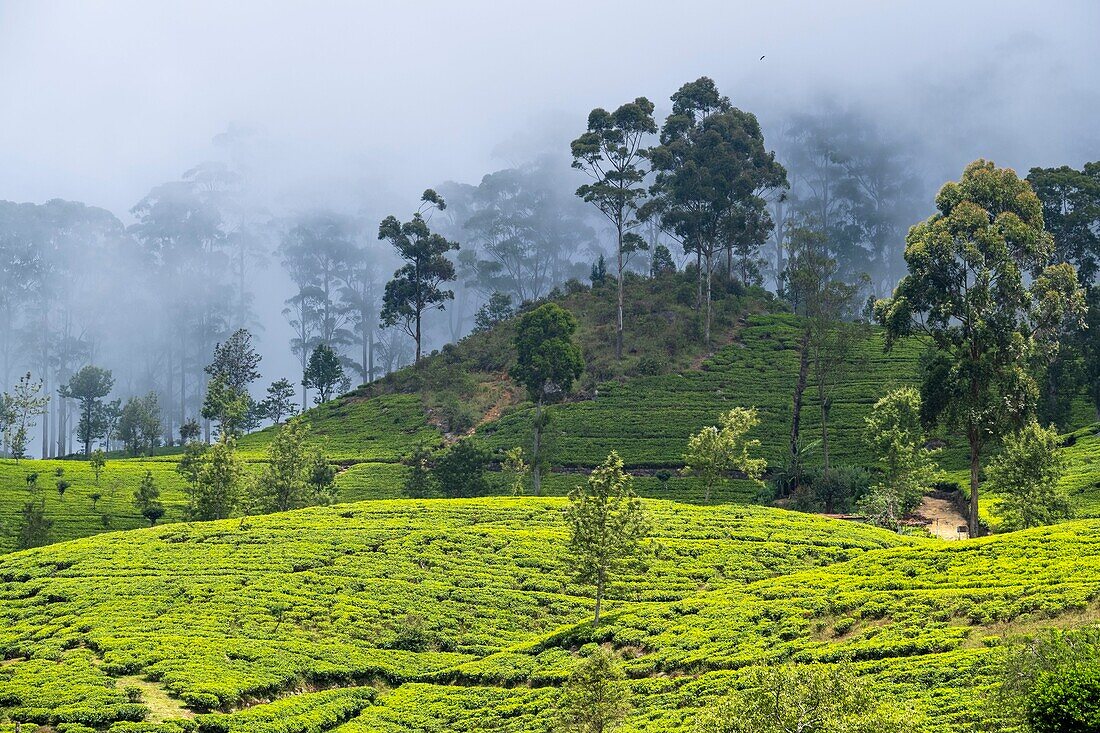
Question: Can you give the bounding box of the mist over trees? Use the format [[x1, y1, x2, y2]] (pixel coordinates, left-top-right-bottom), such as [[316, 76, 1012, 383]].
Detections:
[[0, 73, 1094, 457]]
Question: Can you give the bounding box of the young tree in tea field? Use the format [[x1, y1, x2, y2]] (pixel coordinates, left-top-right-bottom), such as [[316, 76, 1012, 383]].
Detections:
[[118, 393, 163, 455], [258, 417, 311, 513], [202, 374, 253, 437], [695, 664, 910, 733], [207, 328, 261, 390], [500, 446, 530, 495], [989, 420, 1070, 530], [306, 447, 337, 506], [262, 378, 298, 425], [186, 436, 246, 521], [682, 407, 767, 503], [60, 365, 114, 456], [434, 438, 492, 498], [90, 449, 106, 484], [402, 445, 436, 498], [571, 95, 656, 360], [379, 189, 459, 363], [18, 489, 51, 550], [857, 387, 940, 528], [876, 160, 1086, 536], [566, 451, 648, 627], [510, 303, 583, 495], [133, 470, 164, 526], [555, 647, 631, 733], [5, 373, 50, 461], [302, 343, 346, 404]]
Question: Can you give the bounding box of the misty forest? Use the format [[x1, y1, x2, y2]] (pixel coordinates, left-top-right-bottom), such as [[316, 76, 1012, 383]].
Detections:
[[0, 3, 1099, 732]]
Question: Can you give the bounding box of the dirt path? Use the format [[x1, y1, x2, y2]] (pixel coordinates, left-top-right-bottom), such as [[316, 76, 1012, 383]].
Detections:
[[910, 495, 969, 540]]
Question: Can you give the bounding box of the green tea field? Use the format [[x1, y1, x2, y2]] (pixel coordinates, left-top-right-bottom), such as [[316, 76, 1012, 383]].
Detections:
[[1, 498, 1098, 731]]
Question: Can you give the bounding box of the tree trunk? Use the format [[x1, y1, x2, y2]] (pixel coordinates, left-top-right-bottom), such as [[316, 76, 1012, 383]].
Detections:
[[968, 427, 980, 537], [57, 398, 65, 458], [361, 329, 369, 385], [816, 345, 831, 473], [615, 223, 624, 361], [594, 566, 605, 627], [705, 252, 713, 345], [415, 310, 422, 364], [789, 329, 811, 491], [531, 399, 543, 496], [368, 327, 375, 385], [695, 247, 702, 310]]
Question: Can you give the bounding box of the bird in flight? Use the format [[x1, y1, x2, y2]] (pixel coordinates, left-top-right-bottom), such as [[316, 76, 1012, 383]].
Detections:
[[760, 55, 766, 60]]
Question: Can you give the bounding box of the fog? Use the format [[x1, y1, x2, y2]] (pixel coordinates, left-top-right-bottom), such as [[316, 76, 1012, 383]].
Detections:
[[0, 1, 1097, 456]]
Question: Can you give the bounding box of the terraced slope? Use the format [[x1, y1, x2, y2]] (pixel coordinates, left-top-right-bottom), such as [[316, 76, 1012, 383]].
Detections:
[[2, 499, 1099, 732], [477, 313, 928, 467], [0, 457, 409, 555]]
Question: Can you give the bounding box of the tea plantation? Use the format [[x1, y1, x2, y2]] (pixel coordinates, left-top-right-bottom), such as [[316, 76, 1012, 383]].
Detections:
[[477, 314, 930, 467], [2, 498, 1099, 731]]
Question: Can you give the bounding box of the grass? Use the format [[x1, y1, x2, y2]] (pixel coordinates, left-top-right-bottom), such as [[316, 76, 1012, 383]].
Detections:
[[2, 498, 1100, 731]]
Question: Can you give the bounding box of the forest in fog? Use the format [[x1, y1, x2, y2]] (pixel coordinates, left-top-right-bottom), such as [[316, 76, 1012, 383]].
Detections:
[[0, 2, 1096, 457], [0, 102, 937, 456]]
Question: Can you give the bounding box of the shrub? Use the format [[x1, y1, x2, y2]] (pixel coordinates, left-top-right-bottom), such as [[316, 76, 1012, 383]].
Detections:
[[434, 439, 492, 498]]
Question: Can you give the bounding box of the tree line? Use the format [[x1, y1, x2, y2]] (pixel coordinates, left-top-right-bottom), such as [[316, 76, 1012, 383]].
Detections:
[[0, 85, 973, 457]]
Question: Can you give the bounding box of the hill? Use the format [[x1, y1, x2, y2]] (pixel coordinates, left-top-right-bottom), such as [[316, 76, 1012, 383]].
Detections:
[[2, 498, 1099, 731], [0, 273, 1097, 552]]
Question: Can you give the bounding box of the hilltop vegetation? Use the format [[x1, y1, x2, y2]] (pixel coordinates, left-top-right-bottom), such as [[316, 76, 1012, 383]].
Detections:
[[1, 499, 1099, 731]]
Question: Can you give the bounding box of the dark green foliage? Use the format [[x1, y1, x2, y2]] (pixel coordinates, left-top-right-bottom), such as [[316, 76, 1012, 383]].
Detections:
[[302, 344, 346, 404], [306, 448, 337, 506], [133, 470, 163, 526], [877, 160, 1087, 534], [510, 303, 584, 406], [60, 365, 114, 456], [1027, 162, 1100, 286], [434, 438, 492, 498], [118, 392, 163, 456], [1027, 666, 1100, 733], [379, 190, 460, 363], [996, 628, 1100, 733], [261, 378, 299, 425], [473, 292, 515, 333], [789, 466, 872, 514], [555, 647, 630, 733], [205, 328, 262, 395], [511, 302, 583, 495], [572, 95, 656, 359], [179, 418, 201, 444], [650, 243, 676, 278], [647, 77, 787, 343], [403, 445, 436, 498], [590, 255, 607, 285], [18, 492, 51, 549]]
